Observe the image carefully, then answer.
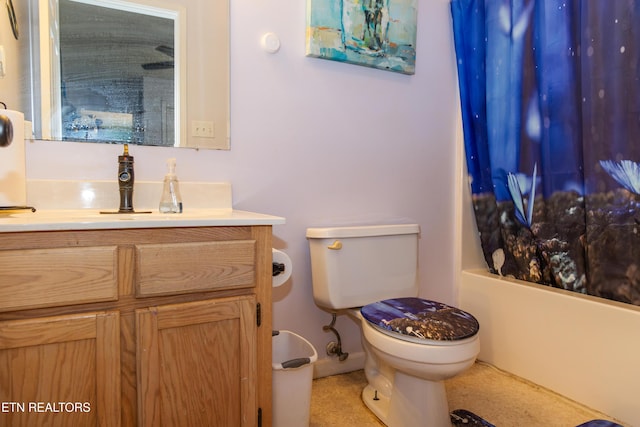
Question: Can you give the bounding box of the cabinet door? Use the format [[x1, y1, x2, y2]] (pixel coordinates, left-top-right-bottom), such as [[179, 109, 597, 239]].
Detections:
[[0, 311, 121, 427], [136, 296, 257, 427]]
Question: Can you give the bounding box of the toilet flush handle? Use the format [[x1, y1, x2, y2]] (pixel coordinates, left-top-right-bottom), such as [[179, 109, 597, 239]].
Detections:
[[328, 240, 342, 250]]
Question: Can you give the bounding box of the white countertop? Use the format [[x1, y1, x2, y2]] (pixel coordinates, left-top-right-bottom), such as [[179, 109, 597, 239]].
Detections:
[[0, 179, 284, 232], [0, 208, 285, 232]]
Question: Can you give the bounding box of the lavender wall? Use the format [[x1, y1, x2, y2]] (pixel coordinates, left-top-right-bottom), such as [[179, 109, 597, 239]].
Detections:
[[20, 0, 460, 370]]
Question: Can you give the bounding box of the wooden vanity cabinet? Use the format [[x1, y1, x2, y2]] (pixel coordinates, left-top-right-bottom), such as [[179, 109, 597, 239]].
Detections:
[[0, 225, 273, 427], [136, 296, 257, 427], [0, 310, 121, 427]]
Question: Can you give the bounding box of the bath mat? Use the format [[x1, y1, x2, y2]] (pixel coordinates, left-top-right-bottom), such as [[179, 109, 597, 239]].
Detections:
[[450, 410, 623, 427], [450, 409, 495, 427], [576, 421, 624, 427]]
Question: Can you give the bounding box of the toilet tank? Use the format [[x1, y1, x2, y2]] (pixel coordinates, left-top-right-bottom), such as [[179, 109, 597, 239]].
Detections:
[[306, 224, 420, 310]]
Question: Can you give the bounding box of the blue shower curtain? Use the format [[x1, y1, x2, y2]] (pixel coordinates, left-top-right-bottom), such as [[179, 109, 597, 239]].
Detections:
[[451, 0, 640, 305]]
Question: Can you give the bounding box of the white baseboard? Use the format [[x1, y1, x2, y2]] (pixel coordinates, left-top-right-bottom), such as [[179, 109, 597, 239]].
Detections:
[[313, 351, 365, 379]]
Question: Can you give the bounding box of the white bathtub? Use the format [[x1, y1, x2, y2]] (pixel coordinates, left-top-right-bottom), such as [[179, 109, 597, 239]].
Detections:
[[458, 269, 640, 426]]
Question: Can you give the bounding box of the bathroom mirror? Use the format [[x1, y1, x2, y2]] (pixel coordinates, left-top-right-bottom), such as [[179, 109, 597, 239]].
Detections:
[[23, 0, 229, 150]]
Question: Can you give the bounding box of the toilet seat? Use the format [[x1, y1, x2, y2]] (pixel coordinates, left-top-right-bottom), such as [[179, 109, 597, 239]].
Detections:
[[361, 297, 479, 345]]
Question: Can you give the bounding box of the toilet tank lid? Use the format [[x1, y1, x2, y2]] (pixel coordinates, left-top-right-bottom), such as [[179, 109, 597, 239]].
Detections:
[[306, 224, 420, 239]]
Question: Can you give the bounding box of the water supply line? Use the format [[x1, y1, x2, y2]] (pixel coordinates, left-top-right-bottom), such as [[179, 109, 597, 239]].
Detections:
[[322, 313, 349, 361]]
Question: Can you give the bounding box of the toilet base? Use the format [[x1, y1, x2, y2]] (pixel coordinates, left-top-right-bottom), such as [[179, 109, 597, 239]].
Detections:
[[362, 371, 451, 427], [362, 384, 390, 423]]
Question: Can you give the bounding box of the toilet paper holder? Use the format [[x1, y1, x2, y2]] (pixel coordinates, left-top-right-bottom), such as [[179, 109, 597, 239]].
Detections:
[[273, 262, 286, 277], [271, 248, 292, 288]]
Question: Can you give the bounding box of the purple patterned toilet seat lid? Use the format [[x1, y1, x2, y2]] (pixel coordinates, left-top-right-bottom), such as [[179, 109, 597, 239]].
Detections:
[[361, 297, 479, 342]]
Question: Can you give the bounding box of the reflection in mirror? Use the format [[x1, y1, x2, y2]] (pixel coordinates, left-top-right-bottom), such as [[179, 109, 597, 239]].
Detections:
[[33, 0, 185, 147], [60, 1, 176, 145], [22, 0, 229, 150]]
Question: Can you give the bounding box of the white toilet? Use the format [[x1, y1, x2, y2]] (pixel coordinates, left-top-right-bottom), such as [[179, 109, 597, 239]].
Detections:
[[307, 224, 480, 427]]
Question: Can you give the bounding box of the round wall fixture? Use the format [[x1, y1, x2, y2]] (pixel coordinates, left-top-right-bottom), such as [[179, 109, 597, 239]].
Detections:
[[261, 32, 281, 53]]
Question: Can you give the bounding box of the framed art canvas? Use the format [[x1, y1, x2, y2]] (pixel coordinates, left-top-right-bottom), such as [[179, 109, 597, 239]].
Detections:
[[306, 0, 418, 75]]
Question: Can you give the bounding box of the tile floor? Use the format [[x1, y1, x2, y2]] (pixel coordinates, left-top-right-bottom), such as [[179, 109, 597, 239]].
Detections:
[[309, 362, 625, 427]]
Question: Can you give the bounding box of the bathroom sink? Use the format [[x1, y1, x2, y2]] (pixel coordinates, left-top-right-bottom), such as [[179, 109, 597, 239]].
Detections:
[[0, 208, 284, 232], [1, 180, 285, 232], [46, 209, 237, 222]]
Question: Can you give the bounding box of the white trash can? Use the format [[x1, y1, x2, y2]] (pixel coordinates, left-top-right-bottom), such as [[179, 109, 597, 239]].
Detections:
[[272, 330, 318, 427]]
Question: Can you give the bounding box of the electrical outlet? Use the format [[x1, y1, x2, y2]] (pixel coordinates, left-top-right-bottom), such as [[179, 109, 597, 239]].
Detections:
[[191, 121, 215, 138]]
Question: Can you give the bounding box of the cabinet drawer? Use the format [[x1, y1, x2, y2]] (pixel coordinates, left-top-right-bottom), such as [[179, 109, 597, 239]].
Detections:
[[135, 240, 256, 297], [0, 246, 119, 312]]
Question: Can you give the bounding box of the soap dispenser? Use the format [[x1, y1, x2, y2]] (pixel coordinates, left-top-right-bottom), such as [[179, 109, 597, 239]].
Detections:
[[159, 158, 183, 213]]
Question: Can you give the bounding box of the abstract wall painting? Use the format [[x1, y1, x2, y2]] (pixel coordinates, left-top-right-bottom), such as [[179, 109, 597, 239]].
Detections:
[[306, 0, 418, 75]]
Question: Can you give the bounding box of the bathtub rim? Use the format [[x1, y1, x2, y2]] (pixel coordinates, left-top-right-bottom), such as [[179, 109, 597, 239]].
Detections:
[[458, 268, 639, 427]]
